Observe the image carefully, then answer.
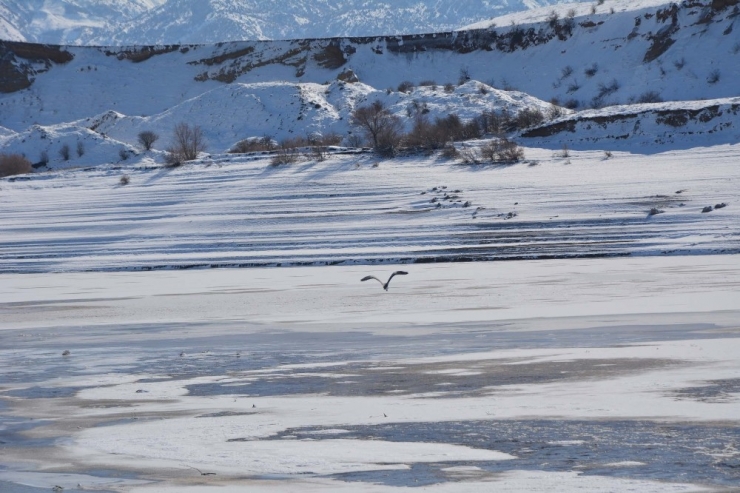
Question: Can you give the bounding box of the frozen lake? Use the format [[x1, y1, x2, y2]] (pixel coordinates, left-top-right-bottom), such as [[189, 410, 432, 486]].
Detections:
[[1, 256, 739, 492]]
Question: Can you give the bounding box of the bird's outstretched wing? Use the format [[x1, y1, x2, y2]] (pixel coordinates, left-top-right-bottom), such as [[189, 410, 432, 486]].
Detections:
[[361, 275, 383, 285], [387, 271, 409, 284]]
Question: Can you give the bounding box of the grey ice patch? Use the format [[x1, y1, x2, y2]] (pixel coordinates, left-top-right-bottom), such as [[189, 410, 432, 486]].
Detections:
[[671, 378, 740, 403], [187, 358, 679, 398], [264, 420, 740, 488]]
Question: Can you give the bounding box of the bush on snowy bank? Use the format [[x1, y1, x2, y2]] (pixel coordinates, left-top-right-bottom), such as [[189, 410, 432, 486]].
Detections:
[[349, 100, 545, 158], [456, 137, 525, 165], [165, 123, 206, 166], [138, 131, 159, 151], [350, 101, 404, 157], [0, 153, 33, 178]]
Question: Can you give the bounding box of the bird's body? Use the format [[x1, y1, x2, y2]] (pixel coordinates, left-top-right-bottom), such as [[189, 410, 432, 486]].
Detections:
[[361, 271, 408, 290]]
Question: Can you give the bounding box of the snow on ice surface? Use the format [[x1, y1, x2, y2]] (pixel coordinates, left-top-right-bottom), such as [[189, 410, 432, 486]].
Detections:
[[1, 256, 738, 491], [1, 144, 737, 273]]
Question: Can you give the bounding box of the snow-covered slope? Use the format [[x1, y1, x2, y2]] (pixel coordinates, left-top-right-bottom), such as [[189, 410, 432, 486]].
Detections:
[[1, 80, 555, 165], [2, 0, 739, 124], [0, 0, 559, 45], [522, 97, 740, 149]]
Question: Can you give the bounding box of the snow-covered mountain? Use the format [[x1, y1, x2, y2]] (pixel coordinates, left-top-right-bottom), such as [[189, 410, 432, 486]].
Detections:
[[1, 0, 739, 168], [0, 0, 557, 45], [0, 0, 166, 44]]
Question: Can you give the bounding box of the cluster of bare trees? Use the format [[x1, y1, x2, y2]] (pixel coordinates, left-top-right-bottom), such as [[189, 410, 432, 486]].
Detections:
[[164, 123, 206, 166], [349, 100, 538, 162], [132, 125, 203, 166]]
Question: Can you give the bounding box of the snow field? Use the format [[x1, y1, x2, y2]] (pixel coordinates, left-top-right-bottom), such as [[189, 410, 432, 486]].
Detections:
[[1, 143, 737, 273]]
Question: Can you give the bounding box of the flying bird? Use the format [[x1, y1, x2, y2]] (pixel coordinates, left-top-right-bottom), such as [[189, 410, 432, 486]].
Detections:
[[361, 271, 408, 291]]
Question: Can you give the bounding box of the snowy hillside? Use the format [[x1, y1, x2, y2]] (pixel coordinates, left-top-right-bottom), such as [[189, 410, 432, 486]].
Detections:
[[522, 97, 740, 149], [0, 0, 559, 45], [1, 0, 738, 136], [1, 80, 557, 166]]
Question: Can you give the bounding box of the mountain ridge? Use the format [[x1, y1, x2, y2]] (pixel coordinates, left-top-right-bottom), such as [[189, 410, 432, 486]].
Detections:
[[0, 0, 556, 45]]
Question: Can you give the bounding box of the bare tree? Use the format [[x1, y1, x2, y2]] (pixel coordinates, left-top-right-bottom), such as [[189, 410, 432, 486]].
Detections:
[[350, 101, 403, 156], [76, 141, 85, 157], [59, 144, 70, 161], [138, 131, 159, 151], [166, 123, 206, 164]]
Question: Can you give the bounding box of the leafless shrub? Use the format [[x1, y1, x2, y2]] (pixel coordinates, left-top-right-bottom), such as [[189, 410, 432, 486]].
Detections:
[[564, 98, 580, 109], [76, 141, 85, 157], [673, 58, 686, 70], [591, 4, 597, 14], [597, 79, 620, 99], [440, 144, 459, 159], [477, 109, 513, 135], [481, 138, 525, 163], [230, 136, 277, 153], [419, 80, 437, 89], [306, 132, 341, 161], [604, 151, 613, 159], [397, 80, 415, 93], [310, 146, 328, 161], [351, 100, 404, 156], [567, 80, 581, 93], [406, 99, 430, 118], [547, 104, 567, 120], [164, 152, 182, 167], [167, 123, 206, 163], [39, 150, 49, 166], [458, 67, 471, 85], [119, 148, 130, 161], [559, 144, 570, 158], [119, 174, 130, 186], [584, 63, 599, 78], [637, 91, 663, 103], [547, 10, 560, 28], [59, 144, 70, 161], [406, 113, 481, 151], [345, 133, 364, 148], [444, 83, 455, 93], [271, 143, 301, 166], [707, 69, 721, 84], [516, 108, 545, 129], [0, 153, 32, 177], [561, 65, 574, 79], [479, 84, 489, 95], [138, 131, 159, 151], [459, 147, 481, 164]]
